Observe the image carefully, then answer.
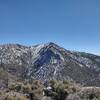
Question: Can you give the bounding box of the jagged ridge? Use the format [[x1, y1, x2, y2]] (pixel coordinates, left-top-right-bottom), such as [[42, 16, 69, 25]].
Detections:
[[0, 42, 100, 88]]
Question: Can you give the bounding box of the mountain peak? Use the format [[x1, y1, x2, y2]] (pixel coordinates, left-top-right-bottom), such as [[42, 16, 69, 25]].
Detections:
[[46, 42, 59, 48], [47, 42, 56, 45], [0, 43, 100, 86]]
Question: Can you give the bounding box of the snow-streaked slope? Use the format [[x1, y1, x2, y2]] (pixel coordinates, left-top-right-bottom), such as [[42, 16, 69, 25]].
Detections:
[[0, 42, 100, 86]]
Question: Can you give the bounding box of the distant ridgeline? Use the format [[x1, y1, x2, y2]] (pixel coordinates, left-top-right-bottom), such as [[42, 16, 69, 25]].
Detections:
[[0, 42, 100, 88]]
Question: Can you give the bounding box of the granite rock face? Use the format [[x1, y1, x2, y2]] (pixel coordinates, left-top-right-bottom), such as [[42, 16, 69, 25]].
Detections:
[[0, 42, 100, 87]]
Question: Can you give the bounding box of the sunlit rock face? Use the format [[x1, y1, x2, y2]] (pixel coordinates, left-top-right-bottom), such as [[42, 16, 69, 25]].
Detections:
[[0, 42, 100, 87]]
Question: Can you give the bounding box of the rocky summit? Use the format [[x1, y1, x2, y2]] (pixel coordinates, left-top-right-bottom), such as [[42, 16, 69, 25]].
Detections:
[[0, 42, 100, 88]]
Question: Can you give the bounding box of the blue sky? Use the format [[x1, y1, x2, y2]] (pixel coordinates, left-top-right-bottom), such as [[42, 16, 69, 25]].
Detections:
[[0, 0, 100, 55]]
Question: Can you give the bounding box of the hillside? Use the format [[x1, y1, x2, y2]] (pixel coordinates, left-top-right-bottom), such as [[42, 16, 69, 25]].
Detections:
[[0, 42, 100, 88]]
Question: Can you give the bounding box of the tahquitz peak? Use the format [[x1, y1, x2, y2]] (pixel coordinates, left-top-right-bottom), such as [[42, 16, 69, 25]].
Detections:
[[0, 42, 100, 89]]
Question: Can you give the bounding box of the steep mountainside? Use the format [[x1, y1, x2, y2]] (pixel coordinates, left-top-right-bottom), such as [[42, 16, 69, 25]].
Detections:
[[0, 42, 100, 87]]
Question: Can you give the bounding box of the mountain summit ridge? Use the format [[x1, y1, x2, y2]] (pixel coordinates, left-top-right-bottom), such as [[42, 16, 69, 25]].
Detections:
[[0, 42, 100, 88]]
